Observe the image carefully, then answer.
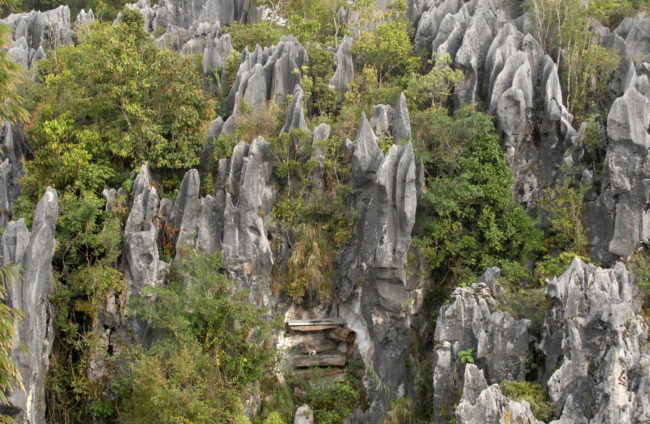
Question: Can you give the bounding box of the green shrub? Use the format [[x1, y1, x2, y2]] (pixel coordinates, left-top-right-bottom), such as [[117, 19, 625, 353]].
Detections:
[[413, 107, 543, 286], [501, 380, 553, 422], [305, 380, 360, 424], [119, 249, 282, 423]]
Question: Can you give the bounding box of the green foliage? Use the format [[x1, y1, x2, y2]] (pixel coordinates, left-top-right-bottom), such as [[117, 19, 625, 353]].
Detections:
[[271, 130, 355, 303], [22, 10, 214, 195], [304, 380, 360, 424], [525, 0, 620, 122], [413, 107, 543, 286], [352, 19, 420, 83], [457, 348, 474, 365], [119, 249, 281, 424], [384, 397, 421, 424], [45, 191, 126, 423], [0, 24, 28, 125], [302, 44, 337, 118], [627, 250, 650, 306], [227, 21, 284, 52], [0, 265, 22, 424], [494, 277, 549, 331], [262, 411, 285, 424], [404, 53, 464, 111], [535, 181, 590, 283], [501, 380, 553, 422]]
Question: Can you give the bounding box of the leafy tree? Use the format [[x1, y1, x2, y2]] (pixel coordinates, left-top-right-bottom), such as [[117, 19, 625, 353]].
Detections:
[[21, 9, 214, 197], [119, 249, 281, 424], [413, 107, 543, 285], [352, 19, 420, 83]]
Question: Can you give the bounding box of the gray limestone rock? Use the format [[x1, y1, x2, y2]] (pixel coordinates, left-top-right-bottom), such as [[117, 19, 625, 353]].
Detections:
[[226, 36, 308, 115], [432, 279, 531, 423], [369, 104, 393, 138], [281, 85, 309, 134], [587, 72, 650, 263], [294, 405, 314, 424], [455, 364, 543, 424], [123, 164, 168, 343], [74, 9, 95, 26], [309, 123, 330, 192], [541, 257, 650, 423], [2, 5, 73, 68], [1, 187, 58, 424], [0, 122, 25, 227], [338, 100, 418, 422], [127, 0, 252, 34], [219, 136, 275, 290], [350, 113, 383, 187], [392, 93, 411, 143], [202, 33, 232, 75], [329, 35, 354, 94], [171, 169, 221, 253]]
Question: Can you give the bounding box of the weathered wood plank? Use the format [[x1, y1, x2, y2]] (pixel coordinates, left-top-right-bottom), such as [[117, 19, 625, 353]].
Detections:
[[295, 369, 348, 383], [290, 325, 341, 332], [293, 353, 346, 368], [287, 318, 346, 327]]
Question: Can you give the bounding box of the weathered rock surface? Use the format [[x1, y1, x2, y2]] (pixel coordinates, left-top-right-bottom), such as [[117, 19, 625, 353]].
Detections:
[[202, 33, 233, 75], [1, 5, 77, 68], [0, 122, 25, 227], [412, 0, 575, 210], [0, 187, 58, 424], [338, 96, 417, 422], [281, 85, 309, 134], [432, 275, 531, 423], [455, 364, 543, 424], [293, 404, 314, 424], [127, 0, 251, 35], [541, 257, 650, 423], [226, 36, 308, 115], [587, 70, 650, 264], [123, 164, 168, 343], [329, 35, 354, 95]]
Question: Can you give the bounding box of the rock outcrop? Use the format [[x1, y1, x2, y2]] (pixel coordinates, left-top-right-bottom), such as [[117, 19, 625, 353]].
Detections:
[[226, 36, 308, 115], [338, 96, 417, 421], [587, 70, 650, 263], [455, 364, 543, 424], [432, 274, 531, 423], [412, 0, 576, 210], [123, 164, 169, 343], [127, 0, 253, 37], [541, 257, 650, 423], [281, 85, 309, 134], [329, 35, 354, 95], [0, 187, 58, 424], [1, 5, 82, 69], [0, 122, 25, 227]]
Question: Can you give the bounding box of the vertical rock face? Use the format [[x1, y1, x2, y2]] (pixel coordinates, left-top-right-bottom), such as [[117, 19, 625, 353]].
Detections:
[[338, 96, 417, 422], [432, 275, 531, 423], [411, 0, 575, 210], [0, 187, 58, 424], [587, 71, 650, 264], [281, 85, 309, 134], [455, 364, 543, 424], [1, 5, 76, 69], [220, 137, 275, 281], [541, 258, 650, 423], [123, 164, 168, 343], [127, 0, 251, 34], [0, 122, 25, 228], [328, 35, 354, 95], [226, 36, 309, 115]]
